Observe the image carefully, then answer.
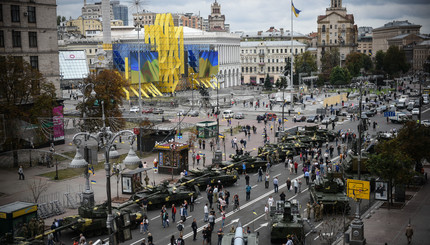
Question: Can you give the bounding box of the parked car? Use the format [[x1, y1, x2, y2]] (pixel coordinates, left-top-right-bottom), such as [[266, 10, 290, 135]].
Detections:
[[177, 110, 186, 116], [306, 115, 317, 123], [295, 115, 306, 122], [256, 115, 265, 121], [130, 106, 139, 113], [321, 117, 331, 125], [376, 105, 387, 113], [421, 120, 430, 127], [234, 112, 244, 119], [406, 104, 414, 111], [188, 110, 199, 117], [329, 115, 338, 122], [142, 108, 154, 114], [412, 108, 419, 115], [363, 109, 376, 117], [153, 108, 164, 114], [222, 110, 234, 119]]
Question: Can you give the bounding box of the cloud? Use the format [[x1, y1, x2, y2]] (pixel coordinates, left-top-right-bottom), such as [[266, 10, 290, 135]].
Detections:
[[57, 0, 430, 34]]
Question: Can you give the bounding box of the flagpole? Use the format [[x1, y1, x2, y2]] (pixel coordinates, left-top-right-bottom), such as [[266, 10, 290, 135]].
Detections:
[[290, 0, 294, 89]]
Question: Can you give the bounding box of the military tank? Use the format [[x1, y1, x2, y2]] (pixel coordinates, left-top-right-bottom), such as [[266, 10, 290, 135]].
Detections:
[[270, 200, 305, 244], [258, 143, 295, 162], [62, 200, 144, 236], [217, 151, 267, 173], [178, 166, 239, 189], [309, 172, 350, 214], [130, 180, 199, 209]]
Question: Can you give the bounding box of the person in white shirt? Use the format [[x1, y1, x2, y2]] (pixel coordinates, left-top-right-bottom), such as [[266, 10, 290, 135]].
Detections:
[[267, 196, 274, 207], [204, 203, 209, 222], [264, 204, 269, 220]]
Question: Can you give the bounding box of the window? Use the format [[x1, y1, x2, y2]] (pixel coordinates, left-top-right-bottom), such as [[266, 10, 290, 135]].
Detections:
[[335, 25, 337, 29], [0, 30, 4, 47], [27, 6, 36, 23], [322, 25, 326, 32], [268, 49, 270, 54], [242, 67, 244, 72], [246, 67, 248, 73], [254, 49, 256, 54], [272, 49, 274, 53], [276, 49, 279, 53], [12, 31, 21, 47], [295, 48, 298, 54], [11, 5, 20, 22], [28, 32, 37, 47], [330, 25, 332, 29], [254, 67, 256, 72], [285, 49, 287, 53], [0, 4, 3, 21], [30, 56, 38, 70], [276, 67, 279, 72]]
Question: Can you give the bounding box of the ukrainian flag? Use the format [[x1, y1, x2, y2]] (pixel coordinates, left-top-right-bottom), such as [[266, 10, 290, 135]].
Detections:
[[91, 180, 97, 184], [253, 210, 257, 215], [292, 2, 301, 17], [219, 133, 225, 139]]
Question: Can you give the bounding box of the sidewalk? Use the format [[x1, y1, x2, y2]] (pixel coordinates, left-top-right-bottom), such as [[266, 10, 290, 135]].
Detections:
[[335, 170, 430, 245]]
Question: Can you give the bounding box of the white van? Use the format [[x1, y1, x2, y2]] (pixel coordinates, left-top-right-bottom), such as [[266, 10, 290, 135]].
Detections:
[[222, 110, 234, 119]]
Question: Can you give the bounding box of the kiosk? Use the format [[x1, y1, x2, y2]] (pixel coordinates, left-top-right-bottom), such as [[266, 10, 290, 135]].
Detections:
[[0, 201, 38, 235], [121, 167, 152, 194], [154, 142, 189, 175], [196, 121, 218, 138]]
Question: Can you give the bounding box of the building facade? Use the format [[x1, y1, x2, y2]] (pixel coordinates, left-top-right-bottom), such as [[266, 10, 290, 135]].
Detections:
[[66, 17, 123, 37], [238, 27, 311, 45], [316, 0, 357, 68], [357, 26, 373, 56], [372, 20, 421, 54], [133, 12, 203, 30], [111, 1, 128, 26], [413, 40, 430, 71], [208, 0, 227, 32], [0, 0, 60, 95], [240, 41, 307, 85]]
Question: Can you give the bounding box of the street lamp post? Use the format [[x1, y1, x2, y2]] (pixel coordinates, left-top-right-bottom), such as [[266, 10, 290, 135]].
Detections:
[[350, 73, 366, 245], [212, 74, 224, 165], [69, 101, 139, 245]]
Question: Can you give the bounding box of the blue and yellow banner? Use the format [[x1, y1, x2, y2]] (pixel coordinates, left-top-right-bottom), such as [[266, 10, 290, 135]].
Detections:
[[292, 2, 301, 17], [91, 180, 97, 184]]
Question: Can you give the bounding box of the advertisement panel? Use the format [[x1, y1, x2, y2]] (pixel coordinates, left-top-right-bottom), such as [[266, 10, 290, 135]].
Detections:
[[52, 106, 64, 141], [375, 181, 388, 201], [130, 51, 159, 84]]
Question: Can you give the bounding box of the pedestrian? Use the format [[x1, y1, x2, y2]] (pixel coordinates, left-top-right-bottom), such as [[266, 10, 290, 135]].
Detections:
[[196, 154, 201, 165], [192, 152, 196, 167], [203, 140, 206, 150], [298, 178, 302, 193], [267, 196, 274, 207], [199, 139, 202, 149], [304, 170, 310, 185], [286, 178, 291, 192], [176, 234, 185, 245], [217, 228, 224, 245], [79, 233, 86, 245], [18, 165, 24, 180], [273, 177, 279, 193], [233, 193, 240, 211], [221, 212, 226, 227], [293, 179, 299, 194], [294, 161, 298, 174], [257, 167, 263, 182], [177, 220, 184, 237], [171, 204, 177, 223], [245, 185, 251, 201], [170, 235, 176, 245], [191, 218, 198, 241], [245, 173, 250, 185], [406, 224, 414, 244], [264, 204, 269, 220], [208, 211, 215, 232], [265, 173, 270, 189], [204, 203, 209, 222], [306, 202, 312, 219], [180, 205, 186, 222], [280, 191, 286, 202]]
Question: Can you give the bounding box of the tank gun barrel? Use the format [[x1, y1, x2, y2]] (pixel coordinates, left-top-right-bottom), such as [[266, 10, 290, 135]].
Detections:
[[33, 219, 85, 240]]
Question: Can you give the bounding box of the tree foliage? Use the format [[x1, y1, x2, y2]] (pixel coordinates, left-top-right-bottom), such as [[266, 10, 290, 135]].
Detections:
[[275, 76, 288, 89], [320, 48, 340, 82], [77, 70, 129, 132], [294, 51, 317, 76], [329, 66, 350, 85], [345, 52, 372, 77], [0, 56, 57, 158], [382, 46, 410, 78], [263, 74, 272, 90], [375, 50, 385, 71], [424, 55, 430, 73]]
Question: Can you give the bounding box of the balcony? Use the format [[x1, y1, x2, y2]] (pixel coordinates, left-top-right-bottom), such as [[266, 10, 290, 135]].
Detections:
[[258, 62, 265, 66]]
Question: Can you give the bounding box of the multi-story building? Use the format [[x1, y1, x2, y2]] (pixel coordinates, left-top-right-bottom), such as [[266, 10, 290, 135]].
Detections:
[[133, 12, 203, 30], [208, 0, 227, 32], [238, 27, 311, 45], [372, 20, 421, 54], [81, 0, 114, 20], [357, 27, 373, 56], [111, 0, 128, 26], [0, 0, 60, 95], [66, 17, 123, 37], [413, 40, 430, 71], [316, 0, 357, 68], [240, 41, 307, 85]]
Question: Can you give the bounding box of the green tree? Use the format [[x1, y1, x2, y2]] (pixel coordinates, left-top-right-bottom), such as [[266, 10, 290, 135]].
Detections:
[[375, 50, 385, 71], [383, 46, 410, 77], [0, 56, 57, 166], [77, 70, 129, 132], [275, 76, 288, 89], [294, 51, 317, 75], [320, 48, 340, 82], [329, 66, 350, 85], [367, 139, 414, 205], [263, 74, 272, 90], [345, 52, 372, 77], [283, 57, 291, 76]]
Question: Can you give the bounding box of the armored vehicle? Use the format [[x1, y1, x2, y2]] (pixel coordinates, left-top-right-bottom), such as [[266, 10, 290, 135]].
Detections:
[[270, 200, 305, 244], [179, 167, 239, 189], [221, 222, 258, 245], [130, 180, 199, 209], [219, 152, 267, 173], [309, 173, 350, 214], [258, 144, 295, 162]]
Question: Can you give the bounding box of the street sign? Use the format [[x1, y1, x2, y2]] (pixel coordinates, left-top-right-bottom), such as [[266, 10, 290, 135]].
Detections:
[[384, 111, 395, 117], [347, 179, 370, 200]]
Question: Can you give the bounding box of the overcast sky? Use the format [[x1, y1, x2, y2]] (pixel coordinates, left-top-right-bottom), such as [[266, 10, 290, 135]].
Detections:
[[57, 0, 430, 34]]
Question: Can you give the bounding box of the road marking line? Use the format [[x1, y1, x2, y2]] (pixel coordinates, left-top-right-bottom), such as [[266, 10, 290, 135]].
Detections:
[[273, 173, 282, 178], [196, 197, 203, 201], [150, 216, 159, 221], [314, 235, 320, 240], [251, 184, 258, 188], [176, 216, 192, 224]]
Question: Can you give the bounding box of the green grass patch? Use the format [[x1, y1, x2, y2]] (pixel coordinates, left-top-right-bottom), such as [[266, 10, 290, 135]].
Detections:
[[53, 151, 76, 162]]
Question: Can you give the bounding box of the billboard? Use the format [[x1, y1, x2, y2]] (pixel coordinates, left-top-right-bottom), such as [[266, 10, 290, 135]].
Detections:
[[347, 179, 370, 200], [198, 50, 218, 78], [130, 51, 159, 84], [52, 106, 64, 141], [375, 181, 388, 201]]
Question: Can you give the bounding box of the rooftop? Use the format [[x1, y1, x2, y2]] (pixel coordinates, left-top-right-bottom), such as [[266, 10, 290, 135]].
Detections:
[[374, 20, 422, 31], [240, 40, 307, 47]]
